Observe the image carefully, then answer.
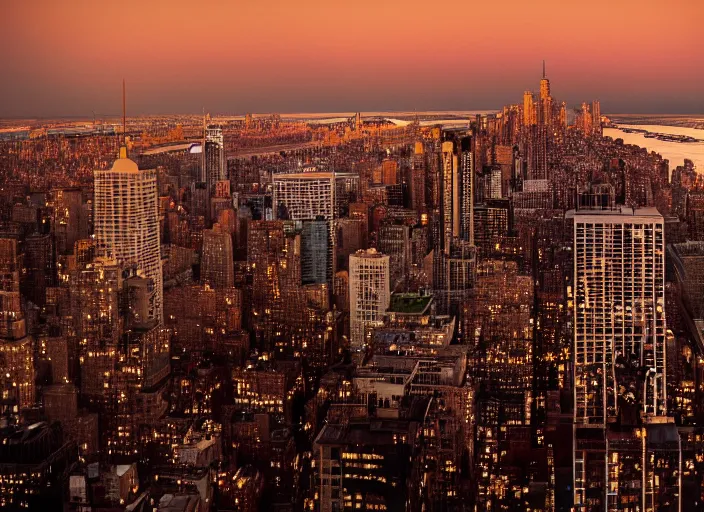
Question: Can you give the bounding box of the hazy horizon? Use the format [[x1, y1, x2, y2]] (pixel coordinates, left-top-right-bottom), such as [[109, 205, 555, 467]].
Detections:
[[3, 0, 703, 118]]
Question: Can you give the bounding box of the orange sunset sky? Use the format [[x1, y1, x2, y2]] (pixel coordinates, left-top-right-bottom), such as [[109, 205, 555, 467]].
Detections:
[[1, 0, 703, 117]]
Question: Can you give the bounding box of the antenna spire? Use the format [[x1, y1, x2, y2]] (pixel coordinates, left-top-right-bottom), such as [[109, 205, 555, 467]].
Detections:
[[542, 60, 546, 79], [122, 79, 127, 156]]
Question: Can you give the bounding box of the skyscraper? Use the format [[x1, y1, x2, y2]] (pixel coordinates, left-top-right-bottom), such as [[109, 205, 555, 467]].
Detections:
[[539, 61, 553, 127], [0, 238, 34, 415], [539, 61, 550, 101], [440, 141, 459, 252], [591, 100, 601, 136], [301, 219, 329, 285], [204, 125, 226, 195], [434, 138, 476, 316], [580, 102, 592, 134], [201, 223, 234, 289], [523, 91, 536, 126], [273, 172, 359, 280], [525, 125, 549, 180], [571, 206, 666, 422], [93, 147, 163, 323], [459, 137, 474, 244], [349, 249, 390, 351], [410, 142, 426, 214], [569, 206, 667, 509]]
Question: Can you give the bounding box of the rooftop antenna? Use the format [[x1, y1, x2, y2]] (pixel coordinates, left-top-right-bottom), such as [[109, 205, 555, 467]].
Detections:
[[542, 60, 546, 79], [121, 79, 127, 158]]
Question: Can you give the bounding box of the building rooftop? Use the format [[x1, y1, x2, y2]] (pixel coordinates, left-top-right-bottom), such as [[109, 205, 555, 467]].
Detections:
[[157, 493, 200, 512], [108, 147, 139, 173], [388, 293, 432, 315], [565, 206, 662, 219], [273, 172, 357, 180]]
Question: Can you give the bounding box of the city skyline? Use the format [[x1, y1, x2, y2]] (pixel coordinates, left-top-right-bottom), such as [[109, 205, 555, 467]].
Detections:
[[2, 0, 703, 118], [3, 2, 704, 510]]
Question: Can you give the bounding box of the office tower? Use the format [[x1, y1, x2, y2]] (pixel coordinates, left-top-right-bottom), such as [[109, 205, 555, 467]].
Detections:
[[477, 165, 503, 201], [110, 321, 170, 461], [539, 62, 553, 127], [203, 125, 225, 195], [201, 223, 234, 289], [336, 218, 366, 271], [23, 232, 56, 306], [0, 238, 34, 414], [441, 141, 459, 252], [559, 101, 567, 130], [381, 158, 398, 185], [571, 206, 667, 421], [93, 148, 163, 323], [377, 223, 411, 289], [273, 172, 348, 221], [70, 257, 122, 347], [248, 221, 304, 350], [580, 102, 592, 134], [70, 257, 122, 402], [349, 249, 390, 351], [526, 125, 549, 180], [494, 144, 513, 196], [301, 219, 329, 285], [411, 142, 426, 214], [473, 199, 510, 251], [273, 171, 358, 279], [459, 137, 474, 243], [523, 91, 536, 126], [540, 61, 550, 100], [40, 335, 69, 384], [53, 187, 86, 254], [591, 100, 602, 136], [569, 207, 667, 509], [433, 139, 476, 315], [190, 181, 209, 220]]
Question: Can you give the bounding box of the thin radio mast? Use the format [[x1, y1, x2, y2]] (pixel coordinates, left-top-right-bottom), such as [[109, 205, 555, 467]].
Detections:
[[122, 79, 127, 150]]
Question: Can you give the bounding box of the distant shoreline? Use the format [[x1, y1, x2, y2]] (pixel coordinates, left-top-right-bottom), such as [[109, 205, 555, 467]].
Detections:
[[607, 115, 704, 130]]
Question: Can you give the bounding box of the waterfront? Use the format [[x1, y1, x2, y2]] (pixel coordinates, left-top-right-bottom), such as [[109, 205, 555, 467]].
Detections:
[[604, 124, 704, 173]]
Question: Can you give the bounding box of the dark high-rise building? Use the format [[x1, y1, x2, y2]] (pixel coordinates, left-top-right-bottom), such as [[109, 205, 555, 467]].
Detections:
[[52, 188, 86, 255], [377, 223, 410, 289], [525, 125, 548, 180], [0, 422, 77, 511], [473, 199, 510, 251], [301, 219, 329, 285], [0, 238, 34, 417], [22, 232, 55, 307], [201, 223, 234, 289]]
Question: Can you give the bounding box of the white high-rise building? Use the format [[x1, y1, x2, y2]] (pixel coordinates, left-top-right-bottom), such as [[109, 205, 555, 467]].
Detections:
[[273, 172, 359, 280], [569, 206, 667, 424], [203, 125, 225, 194], [94, 148, 163, 323], [349, 249, 390, 351], [272, 172, 359, 222], [569, 206, 668, 510]]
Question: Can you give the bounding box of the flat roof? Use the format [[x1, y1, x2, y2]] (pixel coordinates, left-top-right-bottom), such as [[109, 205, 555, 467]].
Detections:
[[565, 206, 662, 220], [388, 293, 432, 315], [273, 172, 357, 180]]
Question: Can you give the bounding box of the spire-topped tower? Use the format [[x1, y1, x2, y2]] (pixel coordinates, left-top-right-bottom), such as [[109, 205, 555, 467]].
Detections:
[[540, 61, 550, 100]]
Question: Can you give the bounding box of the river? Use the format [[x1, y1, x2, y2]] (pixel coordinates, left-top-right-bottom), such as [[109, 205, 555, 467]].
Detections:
[[603, 124, 704, 173]]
